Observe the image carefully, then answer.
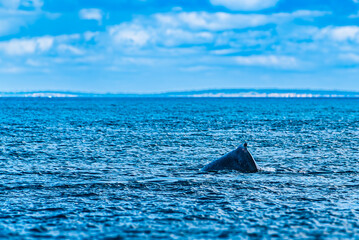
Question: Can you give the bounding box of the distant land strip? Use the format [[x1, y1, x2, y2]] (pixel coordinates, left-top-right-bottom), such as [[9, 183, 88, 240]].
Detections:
[[1, 89, 359, 98]]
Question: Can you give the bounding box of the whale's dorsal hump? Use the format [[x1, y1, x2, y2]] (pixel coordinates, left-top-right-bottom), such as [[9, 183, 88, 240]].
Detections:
[[236, 142, 248, 152], [201, 142, 259, 173]]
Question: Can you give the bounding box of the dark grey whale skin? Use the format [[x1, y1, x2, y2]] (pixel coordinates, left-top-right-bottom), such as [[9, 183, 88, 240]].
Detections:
[[201, 144, 259, 173]]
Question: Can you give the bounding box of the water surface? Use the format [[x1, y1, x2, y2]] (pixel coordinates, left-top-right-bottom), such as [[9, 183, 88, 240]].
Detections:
[[1, 98, 359, 239]]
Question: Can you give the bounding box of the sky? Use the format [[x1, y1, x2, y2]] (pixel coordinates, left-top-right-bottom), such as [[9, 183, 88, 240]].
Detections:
[[1, 0, 359, 93]]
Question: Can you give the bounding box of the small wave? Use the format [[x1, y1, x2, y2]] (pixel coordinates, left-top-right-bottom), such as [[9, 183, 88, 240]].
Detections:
[[259, 167, 276, 172]]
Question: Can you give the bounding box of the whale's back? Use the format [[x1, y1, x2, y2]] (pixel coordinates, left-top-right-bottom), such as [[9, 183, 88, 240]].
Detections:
[[201, 144, 258, 173], [201, 150, 238, 171], [235, 145, 258, 172]]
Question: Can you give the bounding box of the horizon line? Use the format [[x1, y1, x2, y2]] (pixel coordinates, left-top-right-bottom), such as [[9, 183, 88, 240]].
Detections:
[[1, 88, 359, 98], [1, 87, 359, 95]]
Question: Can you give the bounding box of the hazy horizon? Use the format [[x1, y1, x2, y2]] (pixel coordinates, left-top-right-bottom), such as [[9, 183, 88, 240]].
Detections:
[[1, 87, 359, 94], [2, 88, 359, 98]]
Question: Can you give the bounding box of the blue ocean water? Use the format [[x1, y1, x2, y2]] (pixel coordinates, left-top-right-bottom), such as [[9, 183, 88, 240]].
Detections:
[[1, 98, 359, 239]]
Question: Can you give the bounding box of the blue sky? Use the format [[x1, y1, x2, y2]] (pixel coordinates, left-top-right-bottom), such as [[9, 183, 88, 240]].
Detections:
[[1, 0, 359, 93]]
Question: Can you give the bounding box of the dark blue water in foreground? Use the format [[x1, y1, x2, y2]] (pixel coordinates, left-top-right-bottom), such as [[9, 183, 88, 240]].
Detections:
[[1, 98, 359, 239]]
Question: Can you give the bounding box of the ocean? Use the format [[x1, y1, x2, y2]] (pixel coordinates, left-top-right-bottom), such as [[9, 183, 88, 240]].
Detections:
[[1, 98, 359, 239]]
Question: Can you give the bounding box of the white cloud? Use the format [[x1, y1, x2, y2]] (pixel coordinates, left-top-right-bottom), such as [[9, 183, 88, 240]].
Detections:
[[109, 24, 151, 47], [0, 34, 83, 56], [162, 29, 213, 46], [79, 8, 103, 24], [56, 33, 81, 41], [317, 26, 359, 42], [26, 59, 43, 66], [37, 37, 53, 51], [339, 53, 359, 63], [154, 10, 329, 31], [210, 0, 280, 11], [25, 0, 43, 9], [0, 7, 343, 75], [180, 65, 217, 72], [57, 44, 84, 55], [0, 0, 45, 37], [279, 10, 328, 18], [108, 22, 215, 49], [215, 30, 273, 48], [155, 12, 266, 30], [105, 10, 329, 53], [120, 57, 155, 66], [0, 66, 25, 73], [210, 49, 237, 55], [84, 31, 99, 41], [330, 26, 359, 41], [0, 0, 43, 10], [0, 36, 53, 55], [235, 55, 297, 68]]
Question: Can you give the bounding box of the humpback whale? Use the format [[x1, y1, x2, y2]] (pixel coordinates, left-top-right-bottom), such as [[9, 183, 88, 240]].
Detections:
[[201, 143, 259, 173]]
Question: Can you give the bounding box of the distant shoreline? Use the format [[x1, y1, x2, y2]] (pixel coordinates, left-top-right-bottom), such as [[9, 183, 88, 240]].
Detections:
[[1, 89, 359, 98], [1, 96, 359, 99]]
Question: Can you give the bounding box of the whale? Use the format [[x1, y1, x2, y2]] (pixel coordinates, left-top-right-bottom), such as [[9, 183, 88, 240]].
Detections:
[[201, 143, 259, 173]]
